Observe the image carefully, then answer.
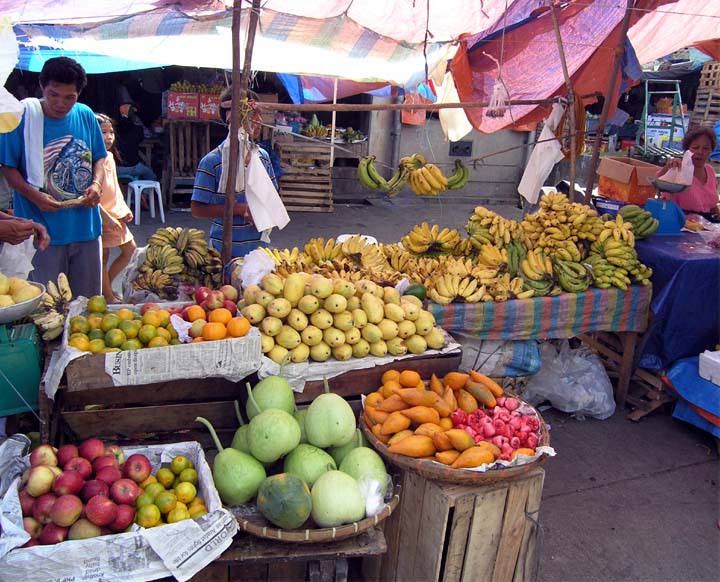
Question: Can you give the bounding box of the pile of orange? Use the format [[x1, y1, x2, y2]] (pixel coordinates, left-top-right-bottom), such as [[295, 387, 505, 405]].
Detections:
[[190, 307, 251, 343]]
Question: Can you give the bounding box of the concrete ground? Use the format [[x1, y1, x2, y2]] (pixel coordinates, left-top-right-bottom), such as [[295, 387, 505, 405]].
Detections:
[[122, 193, 718, 582]]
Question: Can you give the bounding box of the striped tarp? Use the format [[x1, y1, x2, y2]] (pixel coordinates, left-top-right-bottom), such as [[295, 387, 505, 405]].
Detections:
[[427, 286, 651, 341]]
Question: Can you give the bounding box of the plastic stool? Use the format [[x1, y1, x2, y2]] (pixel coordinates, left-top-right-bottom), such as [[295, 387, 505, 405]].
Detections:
[[126, 180, 165, 226]]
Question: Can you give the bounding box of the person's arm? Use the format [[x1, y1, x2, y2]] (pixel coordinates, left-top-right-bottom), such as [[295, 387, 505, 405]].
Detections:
[[0, 211, 49, 248], [82, 158, 105, 208], [0, 166, 63, 212]]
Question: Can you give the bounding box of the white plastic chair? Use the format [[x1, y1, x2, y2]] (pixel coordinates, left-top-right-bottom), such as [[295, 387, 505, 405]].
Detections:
[[126, 180, 165, 226]]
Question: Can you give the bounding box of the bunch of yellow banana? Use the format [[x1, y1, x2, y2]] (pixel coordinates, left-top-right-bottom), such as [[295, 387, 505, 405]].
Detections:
[[427, 273, 487, 304], [400, 153, 449, 196], [584, 255, 633, 291], [381, 245, 418, 274], [141, 245, 186, 275], [519, 250, 554, 296], [260, 247, 305, 266], [486, 273, 534, 301], [452, 238, 475, 256], [538, 190, 570, 212], [359, 244, 390, 271], [304, 125, 328, 138], [466, 206, 524, 248], [476, 243, 508, 269], [30, 272, 73, 341], [445, 159, 470, 190], [304, 237, 344, 264], [522, 191, 604, 249], [597, 214, 635, 246], [544, 239, 583, 262], [400, 223, 458, 255]]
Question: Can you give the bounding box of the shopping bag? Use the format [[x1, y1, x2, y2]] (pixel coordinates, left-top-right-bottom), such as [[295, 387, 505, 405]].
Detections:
[[0, 237, 35, 278], [245, 148, 290, 233]]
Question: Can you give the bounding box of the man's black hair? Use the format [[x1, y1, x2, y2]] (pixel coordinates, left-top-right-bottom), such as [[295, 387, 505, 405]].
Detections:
[[39, 57, 87, 93]]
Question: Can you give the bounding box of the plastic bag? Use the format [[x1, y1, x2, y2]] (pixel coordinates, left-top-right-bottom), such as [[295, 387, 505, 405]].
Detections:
[[455, 333, 541, 378], [358, 474, 392, 518], [523, 340, 616, 420], [0, 237, 35, 278], [661, 150, 694, 186]]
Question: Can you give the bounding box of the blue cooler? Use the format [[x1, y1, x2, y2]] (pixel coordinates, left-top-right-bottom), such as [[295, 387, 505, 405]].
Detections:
[[592, 195, 626, 217]]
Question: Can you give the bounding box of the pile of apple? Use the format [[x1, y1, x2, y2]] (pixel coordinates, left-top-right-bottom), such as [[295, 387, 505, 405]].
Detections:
[[19, 439, 153, 546]]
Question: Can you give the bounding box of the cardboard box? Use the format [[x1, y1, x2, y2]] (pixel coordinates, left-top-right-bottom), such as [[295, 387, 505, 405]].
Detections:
[[165, 91, 199, 119], [597, 156, 660, 205], [699, 350, 720, 386], [198, 94, 221, 120]]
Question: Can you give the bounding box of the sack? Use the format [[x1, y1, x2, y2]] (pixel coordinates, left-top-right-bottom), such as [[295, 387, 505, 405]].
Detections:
[[455, 334, 542, 378], [523, 340, 616, 419]]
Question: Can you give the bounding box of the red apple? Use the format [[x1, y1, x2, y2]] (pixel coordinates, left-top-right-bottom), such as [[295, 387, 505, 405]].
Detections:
[[22, 539, 40, 548], [50, 494, 83, 527], [194, 287, 211, 304], [56, 444, 79, 468], [109, 504, 136, 533], [23, 516, 42, 539], [48, 466, 63, 479], [93, 454, 119, 474], [52, 470, 84, 496], [32, 493, 57, 524], [219, 284, 239, 302], [85, 495, 117, 527], [105, 444, 126, 466], [39, 522, 68, 545], [26, 466, 56, 497], [223, 300, 238, 316], [68, 518, 102, 540], [64, 456, 92, 480], [19, 488, 35, 517], [80, 479, 109, 503], [95, 466, 123, 486], [21, 468, 30, 484], [110, 478, 141, 505], [205, 290, 225, 310], [180, 305, 193, 321], [188, 319, 207, 338], [78, 438, 106, 462], [29, 444, 58, 467], [141, 302, 160, 315], [123, 454, 152, 483]]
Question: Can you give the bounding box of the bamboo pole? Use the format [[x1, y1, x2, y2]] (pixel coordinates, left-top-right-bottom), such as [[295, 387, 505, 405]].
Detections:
[[583, 0, 634, 205], [550, 2, 577, 202], [222, 0, 261, 269]]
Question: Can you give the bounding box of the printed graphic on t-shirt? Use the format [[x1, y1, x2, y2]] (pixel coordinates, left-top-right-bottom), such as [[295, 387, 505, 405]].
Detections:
[[45, 135, 93, 201]]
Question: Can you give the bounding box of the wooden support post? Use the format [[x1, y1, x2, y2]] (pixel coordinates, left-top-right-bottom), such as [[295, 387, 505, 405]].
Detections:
[[584, 0, 635, 204]]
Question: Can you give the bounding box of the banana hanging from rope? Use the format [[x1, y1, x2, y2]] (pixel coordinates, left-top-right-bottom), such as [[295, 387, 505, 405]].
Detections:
[[399, 153, 450, 196], [445, 159, 469, 190]]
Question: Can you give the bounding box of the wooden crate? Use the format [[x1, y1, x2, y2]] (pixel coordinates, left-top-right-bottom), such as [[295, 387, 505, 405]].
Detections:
[[365, 468, 545, 582], [689, 89, 720, 128], [699, 61, 720, 89], [276, 141, 333, 212]]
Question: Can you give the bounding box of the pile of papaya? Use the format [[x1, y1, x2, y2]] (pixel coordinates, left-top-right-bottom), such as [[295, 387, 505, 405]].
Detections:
[[362, 368, 542, 469]]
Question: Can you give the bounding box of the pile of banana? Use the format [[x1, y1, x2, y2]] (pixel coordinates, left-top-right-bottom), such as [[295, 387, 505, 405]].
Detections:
[[134, 227, 223, 299], [554, 259, 591, 293], [519, 249, 557, 297], [29, 273, 72, 341], [617, 204, 660, 239], [466, 206, 524, 247], [400, 223, 461, 255]]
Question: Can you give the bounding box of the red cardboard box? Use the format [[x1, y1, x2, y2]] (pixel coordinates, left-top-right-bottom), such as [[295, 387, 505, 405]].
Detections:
[[199, 94, 221, 120], [165, 91, 198, 119], [597, 156, 660, 205]]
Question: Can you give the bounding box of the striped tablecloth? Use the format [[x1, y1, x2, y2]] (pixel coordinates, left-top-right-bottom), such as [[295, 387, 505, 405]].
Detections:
[[427, 285, 651, 340]]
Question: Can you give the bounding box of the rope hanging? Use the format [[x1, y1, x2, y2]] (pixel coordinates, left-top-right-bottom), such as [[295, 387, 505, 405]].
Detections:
[[554, 96, 586, 160]]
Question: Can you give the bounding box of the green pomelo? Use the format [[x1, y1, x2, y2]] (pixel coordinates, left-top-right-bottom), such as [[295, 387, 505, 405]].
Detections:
[[248, 409, 301, 463], [339, 446, 389, 495], [311, 471, 365, 528], [283, 444, 336, 487], [304, 380, 356, 448], [327, 429, 367, 466]]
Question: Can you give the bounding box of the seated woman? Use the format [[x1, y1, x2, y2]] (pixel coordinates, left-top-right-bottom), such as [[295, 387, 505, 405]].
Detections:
[[658, 127, 720, 222]]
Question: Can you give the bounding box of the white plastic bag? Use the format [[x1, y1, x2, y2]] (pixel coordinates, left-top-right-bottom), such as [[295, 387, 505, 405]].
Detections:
[[523, 340, 616, 420], [661, 150, 694, 186], [0, 238, 35, 278]]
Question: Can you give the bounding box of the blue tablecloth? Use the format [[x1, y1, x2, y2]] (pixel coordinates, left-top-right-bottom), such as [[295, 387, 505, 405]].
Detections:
[[666, 357, 720, 437], [635, 233, 720, 370]]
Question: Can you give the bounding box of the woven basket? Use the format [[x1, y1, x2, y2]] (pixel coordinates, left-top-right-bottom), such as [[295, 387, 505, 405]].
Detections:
[[234, 480, 401, 543], [361, 400, 551, 485]]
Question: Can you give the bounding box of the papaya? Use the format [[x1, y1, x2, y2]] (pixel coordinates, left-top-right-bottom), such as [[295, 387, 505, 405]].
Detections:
[[401, 406, 440, 426], [451, 446, 495, 469], [464, 380, 497, 408], [386, 435, 435, 458], [468, 370, 504, 398], [434, 450, 461, 465], [380, 411, 412, 435], [256, 473, 312, 529], [397, 388, 437, 407], [371, 422, 390, 444]]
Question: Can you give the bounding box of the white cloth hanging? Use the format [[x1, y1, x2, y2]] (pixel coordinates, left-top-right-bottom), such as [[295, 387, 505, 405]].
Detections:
[[245, 146, 290, 240], [517, 101, 566, 204], [218, 128, 246, 195], [21, 98, 44, 189]]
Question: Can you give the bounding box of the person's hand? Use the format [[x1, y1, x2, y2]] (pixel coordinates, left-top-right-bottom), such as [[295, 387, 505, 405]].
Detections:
[[83, 182, 101, 207], [33, 192, 63, 212], [658, 157, 682, 177], [123, 212, 134, 223], [0, 217, 36, 245], [32, 222, 50, 251]]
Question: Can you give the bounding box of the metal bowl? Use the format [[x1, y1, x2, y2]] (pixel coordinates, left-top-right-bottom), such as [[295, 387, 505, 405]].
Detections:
[[647, 176, 689, 193], [0, 282, 45, 325]]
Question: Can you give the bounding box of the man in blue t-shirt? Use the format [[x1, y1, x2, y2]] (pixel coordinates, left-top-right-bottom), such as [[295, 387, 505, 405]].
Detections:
[[191, 87, 278, 259], [0, 57, 107, 298]]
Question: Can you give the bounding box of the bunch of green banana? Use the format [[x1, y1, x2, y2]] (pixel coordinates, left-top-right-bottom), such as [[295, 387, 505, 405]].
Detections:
[[554, 259, 591, 293], [618, 204, 659, 239], [427, 273, 486, 304], [29, 272, 73, 341], [446, 159, 469, 190], [505, 240, 527, 277], [142, 245, 185, 275], [133, 270, 178, 300], [304, 237, 344, 264], [545, 239, 583, 262], [357, 156, 390, 191], [400, 153, 449, 196], [384, 166, 410, 197]]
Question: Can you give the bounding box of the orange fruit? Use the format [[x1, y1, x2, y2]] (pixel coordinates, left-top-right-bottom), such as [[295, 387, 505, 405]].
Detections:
[[119, 319, 140, 339], [398, 370, 422, 387], [202, 322, 227, 341], [87, 315, 103, 331], [188, 505, 208, 519], [136, 504, 161, 527], [142, 310, 163, 328], [156, 309, 171, 327], [87, 295, 107, 314], [171, 456, 191, 475], [68, 336, 91, 352], [88, 329, 105, 341], [226, 317, 251, 338], [88, 339, 106, 354], [144, 483, 166, 499], [166, 324, 178, 339], [175, 482, 196, 504], [69, 316, 90, 335], [186, 305, 206, 322], [155, 491, 177, 514], [120, 339, 143, 351], [156, 327, 172, 342], [208, 308, 232, 325], [138, 475, 157, 489], [135, 492, 154, 509], [191, 337, 205, 343], [116, 308, 135, 321], [381, 369, 401, 384], [167, 507, 190, 524], [101, 313, 121, 332], [105, 328, 127, 348], [381, 379, 402, 397], [148, 336, 169, 348], [138, 324, 158, 345], [188, 496, 205, 509], [156, 468, 175, 488]]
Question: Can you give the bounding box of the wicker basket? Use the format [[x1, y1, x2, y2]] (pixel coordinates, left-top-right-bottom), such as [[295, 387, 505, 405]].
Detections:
[[233, 480, 401, 543], [361, 400, 551, 485]]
